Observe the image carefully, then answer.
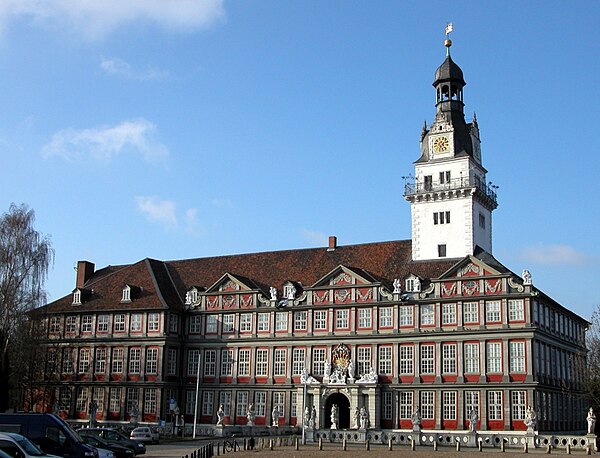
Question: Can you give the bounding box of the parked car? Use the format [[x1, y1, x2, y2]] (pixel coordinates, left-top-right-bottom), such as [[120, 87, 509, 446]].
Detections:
[[79, 436, 133, 458], [128, 429, 158, 445], [77, 430, 144, 456], [0, 414, 96, 458], [0, 432, 61, 458]]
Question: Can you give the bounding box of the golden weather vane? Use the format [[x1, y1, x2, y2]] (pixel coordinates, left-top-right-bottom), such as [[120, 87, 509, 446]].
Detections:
[[444, 22, 454, 54]]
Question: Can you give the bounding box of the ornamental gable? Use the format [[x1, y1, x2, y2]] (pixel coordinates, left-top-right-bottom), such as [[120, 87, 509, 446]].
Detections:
[[439, 256, 501, 280], [313, 265, 377, 288]]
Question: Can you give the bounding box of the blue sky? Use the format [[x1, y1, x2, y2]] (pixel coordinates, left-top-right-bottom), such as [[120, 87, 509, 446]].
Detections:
[[0, 1, 598, 319]]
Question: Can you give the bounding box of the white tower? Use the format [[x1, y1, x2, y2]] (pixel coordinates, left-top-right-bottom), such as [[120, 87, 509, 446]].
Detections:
[[404, 33, 498, 261]]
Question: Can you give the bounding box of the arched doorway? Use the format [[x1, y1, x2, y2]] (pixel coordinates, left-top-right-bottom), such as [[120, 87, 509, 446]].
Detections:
[[324, 393, 350, 429]]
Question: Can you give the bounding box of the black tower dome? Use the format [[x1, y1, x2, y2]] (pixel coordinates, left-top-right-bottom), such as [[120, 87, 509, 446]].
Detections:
[[432, 39, 466, 116]]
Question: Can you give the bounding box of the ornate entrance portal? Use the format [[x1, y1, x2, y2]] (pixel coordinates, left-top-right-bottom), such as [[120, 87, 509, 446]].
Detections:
[[324, 393, 350, 429]]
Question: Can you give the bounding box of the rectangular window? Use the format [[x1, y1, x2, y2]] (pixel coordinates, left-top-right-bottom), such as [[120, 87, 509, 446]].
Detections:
[[114, 314, 125, 332], [221, 349, 233, 377], [290, 392, 297, 418], [76, 387, 88, 411], [400, 345, 414, 375], [275, 312, 288, 332], [78, 348, 90, 373], [464, 343, 480, 374], [148, 313, 160, 332], [222, 315, 234, 333], [167, 348, 177, 376], [294, 311, 307, 331], [463, 302, 479, 324], [399, 392, 413, 419], [144, 389, 157, 415], [95, 348, 106, 373], [420, 344, 435, 374], [130, 314, 142, 332], [236, 391, 248, 417], [273, 392, 285, 418], [420, 304, 435, 326], [399, 306, 414, 326], [274, 349, 287, 377], [206, 315, 218, 333], [479, 213, 486, 229], [382, 391, 393, 420], [358, 308, 372, 329], [433, 211, 451, 225], [238, 349, 251, 376], [508, 299, 524, 321], [189, 316, 202, 334], [511, 390, 526, 420], [97, 315, 109, 333], [201, 391, 214, 416], [357, 346, 371, 376], [219, 392, 231, 416], [442, 303, 457, 325], [111, 348, 123, 373], [185, 391, 195, 416], [254, 391, 266, 417], [257, 313, 270, 332], [240, 313, 252, 332], [187, 349, 200, 376], [129, 348, 141, 374], [486, 301, 501, 323], [312, 348, 326, 376], [465, 391, 480, 422], [46, 350, 57, 374], [421, 391, 435, 419], [487, 342, 502, 373], [65, 316, 77, 333], [439, 170, 451, 184], [438, 244, 447, 257], [109, 388, 121, 413], [509, 341, 525, 372], [443, 391, 457, 420], [204, 349, 216, 376], [379, 307, 393, 328], [81, 315, 93, 333], [378, 346, 392, 375], [335, 309, 349, 329], [255, 349, 268, 377], [442, 343, 457, 374], [488, 391, 503, 420], [292, 348, 305, 376], [126, 388, 139, 414], [169, 314, 179, 333], [314, 310, 327, 330], [145, 348, 158, 374]]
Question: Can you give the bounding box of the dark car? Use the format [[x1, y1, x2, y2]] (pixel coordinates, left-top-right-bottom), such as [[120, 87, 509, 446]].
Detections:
[[79, 436, 133, 458], [77, 431, 144, 456]]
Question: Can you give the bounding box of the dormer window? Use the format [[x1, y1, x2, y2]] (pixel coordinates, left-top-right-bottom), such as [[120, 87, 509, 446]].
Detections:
[[186, 288, 199, 305], [72, 289, 82, 305], [283, 282, 298, 300], [122, 285, 131, 303], [405, 275, 421, 293]]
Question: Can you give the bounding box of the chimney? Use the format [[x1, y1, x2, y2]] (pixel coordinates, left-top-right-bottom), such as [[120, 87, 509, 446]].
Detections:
[[76, 261, 95, 289], [327, 236, 337, 252]]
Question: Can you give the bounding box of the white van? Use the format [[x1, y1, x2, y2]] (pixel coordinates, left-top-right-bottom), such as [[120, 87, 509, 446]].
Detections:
[[0, 432, 60, 458]]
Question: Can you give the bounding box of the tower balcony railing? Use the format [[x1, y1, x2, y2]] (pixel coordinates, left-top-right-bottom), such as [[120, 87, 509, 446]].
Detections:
[[404, 176, 497, 205]]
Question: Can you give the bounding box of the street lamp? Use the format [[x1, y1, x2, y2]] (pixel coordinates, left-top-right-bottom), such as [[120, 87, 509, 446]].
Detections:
[[192, 352, 201, 439]]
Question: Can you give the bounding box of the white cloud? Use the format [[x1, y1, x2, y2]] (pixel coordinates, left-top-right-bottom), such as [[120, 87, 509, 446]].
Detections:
[[135, 196, 177, 227], [301, 229, 328, 247], [100, 58, 168, 81], [41, 118, 169, 163], [0, 0, 225, 40], [520, 244, 589, 266]]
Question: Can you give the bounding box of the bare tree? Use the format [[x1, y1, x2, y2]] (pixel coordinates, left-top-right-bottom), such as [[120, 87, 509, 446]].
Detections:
[[0, 203, 53, 411]]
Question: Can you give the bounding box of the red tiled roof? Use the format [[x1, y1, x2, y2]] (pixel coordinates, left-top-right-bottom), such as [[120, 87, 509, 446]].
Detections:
[[39, 239, 460, 314]]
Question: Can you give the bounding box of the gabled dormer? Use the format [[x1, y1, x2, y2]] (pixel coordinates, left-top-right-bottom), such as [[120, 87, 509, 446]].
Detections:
[[121, 284, 141, 303], [313, 265, 378, 288], [185, 286, 204, 305], [404, 274, 422, 293], [71, 288, 92, 305]]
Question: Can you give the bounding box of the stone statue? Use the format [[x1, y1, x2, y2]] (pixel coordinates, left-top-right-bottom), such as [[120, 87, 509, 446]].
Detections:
[[129, 403, 139, 426], [359, 407, 368, 430], [304, 406, 310, 428], [352, 406, 360, 429], [247, 403, 255, 426], [522, 269, 532, 286], [271, 405, 279, 427], [411, 407, 421, 427], [324, 361, 331, 379], [287, 285, 296, 300], [413, 277, 421, 292], [269, 287, 277, 301], [524, 405, 537, 431], [357, 367, 378, 384], [347, 360, 355, 379], [468, 407, 479, 433], [587, 408, 596, 434], [311, 405, 317, 429], [330, 404, 338, 429], [216, 404, 225, 426], [393, 278, 402, 294], [52, 400, 60, 415]]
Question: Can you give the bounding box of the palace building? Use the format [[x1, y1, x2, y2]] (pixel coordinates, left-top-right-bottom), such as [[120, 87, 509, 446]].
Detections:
[[32, 36, 588, 434]]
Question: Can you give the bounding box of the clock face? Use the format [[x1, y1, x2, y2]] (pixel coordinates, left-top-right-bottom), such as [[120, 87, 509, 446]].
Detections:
[[433, 135, 450, 153]]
